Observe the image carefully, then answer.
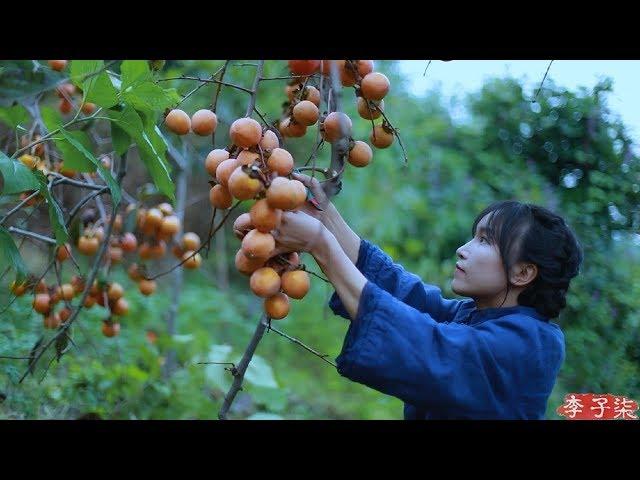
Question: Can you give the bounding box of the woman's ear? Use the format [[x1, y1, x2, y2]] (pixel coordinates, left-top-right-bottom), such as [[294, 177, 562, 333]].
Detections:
[[509, 262, 538, 288]]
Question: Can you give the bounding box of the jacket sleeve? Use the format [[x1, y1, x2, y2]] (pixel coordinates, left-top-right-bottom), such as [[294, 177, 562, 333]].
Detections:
[[335, 281, 561, 417], [329, 238, 466, 323]]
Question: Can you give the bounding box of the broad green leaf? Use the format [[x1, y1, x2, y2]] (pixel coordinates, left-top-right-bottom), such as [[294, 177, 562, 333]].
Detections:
[[59, 129, 121, 207], [40, 105, 62, 131], [107, 106, 174, 200], [0, 61, 64, 106], [70, 60, 118, 108], [54, 130, 95, 172], [33, 170, 68, 245], [121, 82, 178, 112], [0, 226, 28, 283], [0, 104, 30, 129], [120, 60, 153, 90], [0, 152, 39, 195], [111, 122, 131, 156]]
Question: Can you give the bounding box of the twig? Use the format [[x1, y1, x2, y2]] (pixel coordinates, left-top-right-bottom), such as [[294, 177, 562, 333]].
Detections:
[[532, 60, 554, 103], [7, 227, 57, 245], [218, 313, 269, 419], [423, 60, 432, 77], [245, 61, 264, 117], [264, 323, 337, 368], [158, 76, 253, 95], [211, 60, 230, 146], [260, 75, 313, 81]]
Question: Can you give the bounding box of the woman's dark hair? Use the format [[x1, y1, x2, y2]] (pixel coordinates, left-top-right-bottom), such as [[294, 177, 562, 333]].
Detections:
[[471, 200, 584, 319]]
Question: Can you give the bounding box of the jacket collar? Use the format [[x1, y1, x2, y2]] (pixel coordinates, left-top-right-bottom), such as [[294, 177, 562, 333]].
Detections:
[[459, 301, 549, 324]]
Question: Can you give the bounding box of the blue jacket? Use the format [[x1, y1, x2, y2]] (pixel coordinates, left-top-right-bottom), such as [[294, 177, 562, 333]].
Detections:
[[329, 239, 566, 419]]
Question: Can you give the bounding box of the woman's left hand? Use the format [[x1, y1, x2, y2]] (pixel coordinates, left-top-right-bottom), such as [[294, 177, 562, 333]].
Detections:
[[270, 210, 327, 257]]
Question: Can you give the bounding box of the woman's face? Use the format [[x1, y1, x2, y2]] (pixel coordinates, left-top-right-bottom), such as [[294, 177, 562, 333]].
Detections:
[[451, 213, 509, 308]]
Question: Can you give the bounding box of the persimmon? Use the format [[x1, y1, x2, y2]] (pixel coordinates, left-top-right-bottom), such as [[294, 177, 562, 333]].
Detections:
[[48, 60, 67, 71], [230, 117, 262, 148], [102, 321, 121, 337], [182, 232, 201, 251], [81, 102, 96, 115], [228, 167, 263, 200], [209, 184, 233, 209], [59, 98, 72, 114], [233, 213, 253, 240], [322, 112, 352, 143], [158, 202, 174, 216], [360, 72, 390, 101], [71, 275, 85, 294], [285, 84, 300, 102], [35, 280, 47, 294], [182, 250, 202, 269], [107, 282, 124, 301], [59, 307, 72, 323], [109, 246, 123, 263], [138, 279, 156, 296], [292, 100, 319, 127], [10, 280, 28, 296], [205, 149, 230, 176], [138, 242, 153, 260], [266, 177, 299, 211], [241, 229, 275, 260], [56, 243, 71, 262], [58, 283, 75, 301], [215, 158, 241, 187], [235, 249, 265, 276], [281, 270, 310, 299], [291, 180, 308, 209], [149, 241, 166, 259], [19, 154, 38, 169], [264, 293, 290, 319], [33, 293, 51, 314], [266, 148, 294, 176], [283, 117, 307, 138], [92, 226, 105, 242], [165, 109, 191, 135], [160, 215, 180, 235], [128, 263, 142, 281], [343, 60, 374, 85], [191, 109, 218, 136], [120, 232, 138, 252], [250, 199, 282, 233], [145, 208, 164, 230], [249, 267, 281, 298], [84, 295, 96, 308], [302, 86, 321, 106], [259, 130, 279, 151], [348, 141, 373, 168], [237, 150, 260, 166], [288, 60, 320, 76], [370, 124, 395, 149], [357, 97, 384, 120], [111, 298, 129, 316], [286, 252, 300, 268], [78, 235, 99, 256], [56, 83, 76, 98], [44, 312, 62, 329]]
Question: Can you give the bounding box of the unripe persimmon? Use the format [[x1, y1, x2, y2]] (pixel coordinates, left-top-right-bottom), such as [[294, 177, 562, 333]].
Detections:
[[209, 184, 233, 209], [191, 109, 218, 136], [264, 293, 290, 319], [230, 118, 262, 149], [165, 109, 191, 135], [241, 229, 275, 260], [249, 267, 281, 298], [281, 270, 310, 299], [250, 199, 282, 233]]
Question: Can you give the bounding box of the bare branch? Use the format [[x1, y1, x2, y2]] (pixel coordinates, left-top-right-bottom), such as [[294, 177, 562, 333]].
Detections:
[[7, 227, 57, 245]]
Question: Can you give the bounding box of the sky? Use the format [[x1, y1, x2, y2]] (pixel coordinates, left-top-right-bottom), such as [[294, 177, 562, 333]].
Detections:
[[397, 60, 640, 146]]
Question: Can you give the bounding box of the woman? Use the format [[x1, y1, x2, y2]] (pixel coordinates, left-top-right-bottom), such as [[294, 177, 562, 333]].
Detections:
[[238, 172, 584, 419]]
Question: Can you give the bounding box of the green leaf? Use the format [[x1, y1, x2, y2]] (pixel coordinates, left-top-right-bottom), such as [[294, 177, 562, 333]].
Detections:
[[0, 61, 64, 106], [121, 82, 178, 112], [0, 104, 30, 129], [107, 106, 174, 200], [40, 105, 62, 131], [54, 130, 95, 172], [111, 122, 131, 156], [120, 60, 153, 90], [70, 60, 118, 108], [0, 226, 28, 283], [33, 170, 68, 245], [59, 129, 121, 207], [0, 151, 39, 195]]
